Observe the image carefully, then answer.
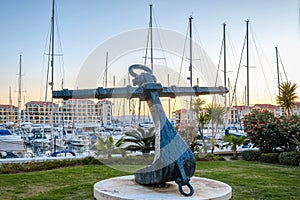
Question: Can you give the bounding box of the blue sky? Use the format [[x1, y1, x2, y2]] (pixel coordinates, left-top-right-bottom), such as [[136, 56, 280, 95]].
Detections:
[[0, 0, 299, 107]]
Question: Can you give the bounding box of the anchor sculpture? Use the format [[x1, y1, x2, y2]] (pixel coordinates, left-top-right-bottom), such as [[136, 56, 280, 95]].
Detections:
[[53, 64, 228, 196]]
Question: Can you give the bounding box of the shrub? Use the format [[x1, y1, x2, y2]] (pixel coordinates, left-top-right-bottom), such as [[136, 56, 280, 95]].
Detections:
[[99, 155, 154, 165], [198, 153, 226, 161], [279, 152, 299, 166], [241, 150, 261, 161], [259, 153, 279, 163], [243, 110, 300, 152], [0, 156, 102, 174], [80, 156, 102, 165]]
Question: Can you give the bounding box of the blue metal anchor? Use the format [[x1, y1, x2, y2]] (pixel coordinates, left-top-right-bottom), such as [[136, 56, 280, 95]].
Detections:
[[52, 64, 228, 196], [128, 64, 195, 196]]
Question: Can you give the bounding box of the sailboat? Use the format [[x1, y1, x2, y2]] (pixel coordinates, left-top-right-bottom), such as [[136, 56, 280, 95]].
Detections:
[[0, 55, 26, 158]]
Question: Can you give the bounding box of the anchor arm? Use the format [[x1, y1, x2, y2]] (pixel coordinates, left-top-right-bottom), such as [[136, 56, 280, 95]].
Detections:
[[52, 85, 228, 100]]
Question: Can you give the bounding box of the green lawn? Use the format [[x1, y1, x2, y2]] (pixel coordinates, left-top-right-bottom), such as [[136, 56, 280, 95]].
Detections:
[[0, 160, 299, 200]]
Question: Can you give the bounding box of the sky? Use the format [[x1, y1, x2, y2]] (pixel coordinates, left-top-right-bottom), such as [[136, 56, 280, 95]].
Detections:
[[0, 0, 300, 108]]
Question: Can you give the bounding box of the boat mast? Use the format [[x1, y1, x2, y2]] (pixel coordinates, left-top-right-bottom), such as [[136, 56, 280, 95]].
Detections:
[[223, 23, 227, 124], [149, 4, 153, 71], [275, 46, 282, 115], [104, 52, 108, 88], [9, 87, 12, 122], [18, 54, 22, 127], [50, 0, 55, 153], [188, 16, 193, 120], [50, 0, 55, 102], [275, 46, 280, 98], [188, 16, 193, 89], [245, 19, 250, 108]]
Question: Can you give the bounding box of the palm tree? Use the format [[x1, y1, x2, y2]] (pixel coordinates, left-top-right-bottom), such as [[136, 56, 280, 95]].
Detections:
[[116, 127, 155, 156], [207, 104, 225, 154], [223, 135, 249, 158], [95, 135, 115, 158], [276, 81, 298, 115], [192, 98, 209, 153]]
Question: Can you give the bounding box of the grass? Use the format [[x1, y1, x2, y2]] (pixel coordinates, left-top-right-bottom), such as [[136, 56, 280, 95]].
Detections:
[[0, 160, 299, 200]]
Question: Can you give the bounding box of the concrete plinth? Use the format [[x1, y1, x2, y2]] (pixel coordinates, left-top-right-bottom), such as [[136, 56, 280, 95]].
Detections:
[[94, 175, 232, 200]]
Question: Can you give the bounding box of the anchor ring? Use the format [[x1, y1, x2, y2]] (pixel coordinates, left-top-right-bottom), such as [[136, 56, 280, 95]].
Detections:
[[128, 64, 153, 78], [178, 181, 194, 196]]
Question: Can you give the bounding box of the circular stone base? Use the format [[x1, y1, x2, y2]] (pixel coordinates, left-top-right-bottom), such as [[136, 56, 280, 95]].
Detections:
[[94, 175, 232, 200]]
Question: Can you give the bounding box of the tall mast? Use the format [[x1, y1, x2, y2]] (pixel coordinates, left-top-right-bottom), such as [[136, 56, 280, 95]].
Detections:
[[168, 74, 171, 118], [245, 19, 250, 108], [188, 16, 193, 88], [50, 0, 55, 153], [275, 46, 280, 97], [223, 23, 227, 108], [188, 16, 193, 119], [50, 0, 55, 102], [9, 87, 12, 122], [18, 54, 22, 126], [149, 4, 153, 71], [223, 23, 228, 126], [104, 52, 108, 88], [275, 46, 282, 115]]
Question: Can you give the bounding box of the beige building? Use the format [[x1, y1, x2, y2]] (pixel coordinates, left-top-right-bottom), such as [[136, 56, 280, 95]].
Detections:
[[24, 101, 58, 124], [59, 99, 112, 126], [0, 104, 18, 124], [96, 100, 112, 125]]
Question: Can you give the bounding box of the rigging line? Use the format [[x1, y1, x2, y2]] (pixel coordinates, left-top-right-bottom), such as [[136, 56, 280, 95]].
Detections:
[[176, 24, 189, 86], [45, 23, 53, 102], [54, 3, 65, 85], [192, 21, 204, 49], [40, 21, 51, 101], [230, 34, 246, 107], [279, 72, 284, 85], [250, 27, 274, 103], [214, 36, 224, 87], [277, 50, 289, 82], [153, 14, 169, 68], [172, 24, 189, 112], [144, 26, 150, 65], [211, 35, 224, 106], [227, 30, 239, 72], [152, 10, 175, 71], [249, 24, 275, 74]]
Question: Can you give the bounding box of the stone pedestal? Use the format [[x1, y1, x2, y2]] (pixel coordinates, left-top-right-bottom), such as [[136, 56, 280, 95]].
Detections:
[[94, 175, 232, 200]]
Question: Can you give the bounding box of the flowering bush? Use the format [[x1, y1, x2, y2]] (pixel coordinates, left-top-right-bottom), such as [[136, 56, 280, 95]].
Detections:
[[243, 109, 300, 153]]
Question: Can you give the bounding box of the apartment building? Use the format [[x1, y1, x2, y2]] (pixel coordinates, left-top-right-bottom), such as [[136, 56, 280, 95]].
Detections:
[[0, 105, 18, 124], [24, 101, 59, 124], [96, 100, 112, 125]]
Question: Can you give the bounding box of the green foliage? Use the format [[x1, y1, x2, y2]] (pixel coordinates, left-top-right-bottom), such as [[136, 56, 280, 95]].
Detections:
[[223, 134, 249, 158], [243, 109, 300, 152], [116, 127, 155, 155], [279, 152, 300, 166], [95, 135, 116, 158], [276, 81, 298, 115], [99, 155, 154, 165], [80, 156, 102, 165], [259, 153, 279, 163], [241, 150, 261, 161], [0, 156, 101, 174], [197, 153, 226, 161]]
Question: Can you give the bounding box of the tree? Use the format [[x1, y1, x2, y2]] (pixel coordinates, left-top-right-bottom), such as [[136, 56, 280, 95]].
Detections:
[[276, 81, 298, 115], [116, 127, 155, 156], [95, 135, 115, 158], [223, 134, 249, 158], [192, 98, 209, 153], [207, 104, 225, 154]]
